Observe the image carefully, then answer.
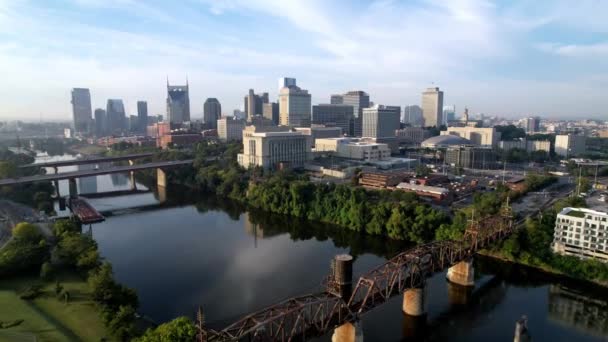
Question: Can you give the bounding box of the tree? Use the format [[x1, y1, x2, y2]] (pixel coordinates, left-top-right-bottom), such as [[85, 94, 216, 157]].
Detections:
[[106, 305, 136, 340], [12, 222, 42, 243], [40, 261, 54, 280], [52, 220, 80, 237], [0, 161, 17, 178], [135, 317, 197, 342]]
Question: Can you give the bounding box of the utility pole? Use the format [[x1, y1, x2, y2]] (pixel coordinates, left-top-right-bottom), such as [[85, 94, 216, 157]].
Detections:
[[576, 166, 582, 196]]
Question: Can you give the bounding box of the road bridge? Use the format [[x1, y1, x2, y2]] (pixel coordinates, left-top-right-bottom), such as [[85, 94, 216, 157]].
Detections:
[[1, 160, 193, 201], [21, 152, 155, 170], [196, 203, 515, 342]]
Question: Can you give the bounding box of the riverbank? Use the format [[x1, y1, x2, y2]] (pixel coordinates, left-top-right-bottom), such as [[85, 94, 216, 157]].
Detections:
[[478, 249, 608, 288], [0, 271, 114, 341]]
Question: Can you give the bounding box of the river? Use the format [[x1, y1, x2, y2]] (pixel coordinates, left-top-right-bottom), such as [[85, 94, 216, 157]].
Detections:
[[43, 153, 608, 341]]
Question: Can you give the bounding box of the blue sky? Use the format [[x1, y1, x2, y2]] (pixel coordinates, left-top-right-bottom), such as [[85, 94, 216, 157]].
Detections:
[[1, 0, 607, 120]]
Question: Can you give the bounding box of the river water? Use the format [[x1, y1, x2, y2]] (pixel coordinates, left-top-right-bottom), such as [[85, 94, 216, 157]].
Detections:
[[44, 153, 608, 341]]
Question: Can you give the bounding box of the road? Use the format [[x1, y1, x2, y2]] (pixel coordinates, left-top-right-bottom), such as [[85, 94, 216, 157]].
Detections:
[[0, 200, 50, 250]]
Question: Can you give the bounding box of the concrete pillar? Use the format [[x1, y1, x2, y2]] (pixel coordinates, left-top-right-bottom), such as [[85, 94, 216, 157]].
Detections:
[[333, 254, 353, 299], [129, 171, 137, 191], [157, 168, 167, 188], [157, 182, 167, 204], [53, 166, 58, 174], [332, 322, 355, 342], [403, 287, 426, 316], [447, 281, 473, 306], [447, 259, 475, 287], [68, 178, 78, 199], [514, 316, 531, 342], [128, 159, 134, 166], [53, 180, 60, 197]]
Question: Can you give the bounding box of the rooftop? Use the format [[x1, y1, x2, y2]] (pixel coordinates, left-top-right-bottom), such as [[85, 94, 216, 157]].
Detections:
[[421, 135, 473, 148]]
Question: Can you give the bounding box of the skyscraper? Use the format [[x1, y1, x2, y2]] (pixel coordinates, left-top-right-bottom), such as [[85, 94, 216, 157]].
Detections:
[[106, 99, 126, 134], [422, 87, 444, 127], [244, 89, 269, 119], [362, 105, 401, 138], [403, 105, 424, 126], [312, 104, 353, 135], [263, 102, 280, 125], [203, 98, 222, 129], [94, 108, 107, 137], [167, 80, 190, 125], [71, 88, 92, 134], [278, 77, 296, 90], [137, 101, 148, 133], [523, 116, 540, 133], [336, 91, 370, 136], [443, 105, 456, 124], [279, 85, 311, 127]]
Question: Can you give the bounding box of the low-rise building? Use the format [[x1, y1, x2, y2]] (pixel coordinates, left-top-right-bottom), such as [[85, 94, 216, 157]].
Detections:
[[552, 207, 608, 262], [217, 118, 246, 141], [237, 125, 311, 169], [295, 126, 342, 146], [315, 137, 391, 162], [555, 134, 586, 157], [396, 182, 451, 202], [146, 122, 170, 138], [159, 133, 202, 148], [527, 140, 551, 153], [441, 126, 500, 148], [445, 146, 497, 169], [395, 127, 431, 144], [359, 172, 408, 188]]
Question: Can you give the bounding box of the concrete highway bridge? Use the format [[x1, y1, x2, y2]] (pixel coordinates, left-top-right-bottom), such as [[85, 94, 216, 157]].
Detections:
[[20, 152, 155, 171], [1, 159, 192, 198], [196, 204, 516, 342]]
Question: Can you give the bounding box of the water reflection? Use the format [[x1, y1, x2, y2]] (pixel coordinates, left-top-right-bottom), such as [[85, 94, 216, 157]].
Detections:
[[548, 284, 608, 337]]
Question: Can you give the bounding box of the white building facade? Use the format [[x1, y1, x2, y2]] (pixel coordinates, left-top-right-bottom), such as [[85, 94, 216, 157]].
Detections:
[[238, 126, 311, 169], [217, 118, 246, 141], [553, 207, 608, 262]]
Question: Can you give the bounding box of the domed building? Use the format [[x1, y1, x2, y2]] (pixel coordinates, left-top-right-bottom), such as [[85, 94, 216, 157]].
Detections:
[[420, 135, 473, 148]]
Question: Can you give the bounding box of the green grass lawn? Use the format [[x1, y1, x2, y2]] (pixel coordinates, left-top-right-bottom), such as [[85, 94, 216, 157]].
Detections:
[[0, 271, 114, 342]]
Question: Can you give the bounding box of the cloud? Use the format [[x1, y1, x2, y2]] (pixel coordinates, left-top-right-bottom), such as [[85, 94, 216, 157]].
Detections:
[[538, 42, 608, 57]]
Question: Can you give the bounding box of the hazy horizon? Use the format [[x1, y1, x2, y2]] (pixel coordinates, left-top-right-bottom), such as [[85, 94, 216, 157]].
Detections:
[[1, 1, 607, 121]]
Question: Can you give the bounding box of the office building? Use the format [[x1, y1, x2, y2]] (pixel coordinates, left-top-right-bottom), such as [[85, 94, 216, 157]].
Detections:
[[312, 104, 353, 135], [128, 115, 138, 132], [244, 89, 269, 119], [422, 87, 444, 127], [552, 207, 608, 262], [315, 137, 391, 162], [445, 146, 497, 169], [338, 91, 370, 136], [203, 98, 222, 129], [93, 108, 107, 137], [441, 126, 500, 148], [278, 77, 296, 90], [499, 139, 527, 152], [248, 115, 276, 127], [279, 85, 311, 127], [217, 117, 246, 141], [71, 88, 92, 134], [167, 80, 190, 125], [523, 116, 540, 133], [106, 99, 126, 134], [330, 94, 344, 105], [146, 122, 170, 138], [527, 140, 551, 153], [137, 101, 148, 133], [403, 105, 424, 126], [294, 126, 342, 146], [263, 102, 279, 125], [362, 105, 400, 139], [237, 125, 311, 170], [159, 133, 202, 149], [555, 134, 586, 157], [395, 127, 431, 144], [443, 105, 456, 124]]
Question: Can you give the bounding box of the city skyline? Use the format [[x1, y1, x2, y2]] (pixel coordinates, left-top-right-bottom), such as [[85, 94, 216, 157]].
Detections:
[[1, 1, 607, 120]]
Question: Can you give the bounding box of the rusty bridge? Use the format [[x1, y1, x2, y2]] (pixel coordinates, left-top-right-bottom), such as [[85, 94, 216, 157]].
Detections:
[[196, 202, 515, 341]]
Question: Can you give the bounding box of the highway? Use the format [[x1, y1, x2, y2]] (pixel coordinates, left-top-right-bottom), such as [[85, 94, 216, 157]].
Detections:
[[20, 152, 155, 168], [0, 159, 193, 186]]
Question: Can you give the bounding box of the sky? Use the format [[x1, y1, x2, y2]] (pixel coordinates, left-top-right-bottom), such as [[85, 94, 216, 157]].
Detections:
[[0, 0, 607, 121]]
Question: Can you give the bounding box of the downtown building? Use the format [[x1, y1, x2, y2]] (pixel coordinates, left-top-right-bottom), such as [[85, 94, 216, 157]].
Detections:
[[94, 108, 107, 137], [244, 89, 269, 119], [422, 87, 444, 127], [279, 85, 311, 128], [263, 102, 280, 125], [331, 91, 370, 136], [238, 125, 311, 170], [552, 207, 608, 262], [167, 80, 190, 125], [555, 134, 586, 157], [362, 105, 401, 139], [106, 99, 126, 134], [137, 101, 148, 133], [203, 98, 222, 129], [71, 88, 93, 134], [312, 104, 353, 135], [441, 126, 500, 148], [402, 105, 424, 126]]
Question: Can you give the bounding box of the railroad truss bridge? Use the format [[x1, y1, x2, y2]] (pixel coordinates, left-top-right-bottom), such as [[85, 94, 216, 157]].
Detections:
[[196, 202, 515, 341]]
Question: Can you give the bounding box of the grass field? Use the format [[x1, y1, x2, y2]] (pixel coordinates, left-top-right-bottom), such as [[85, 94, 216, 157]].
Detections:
[[0, 271, 114, 342]]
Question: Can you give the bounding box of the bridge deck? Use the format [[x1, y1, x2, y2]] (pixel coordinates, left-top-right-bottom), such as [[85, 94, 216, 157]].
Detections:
[[0, 160, 193, 186], [21, 152, 155, 168]]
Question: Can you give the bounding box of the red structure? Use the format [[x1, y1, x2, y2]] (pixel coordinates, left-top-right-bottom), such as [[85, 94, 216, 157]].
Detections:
[[69, 198, 104, 224]]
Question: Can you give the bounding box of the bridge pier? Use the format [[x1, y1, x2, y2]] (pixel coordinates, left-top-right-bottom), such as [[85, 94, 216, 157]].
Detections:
[[332, 254, 353, 299], [68, 178, 78, 199], [332, 322, 362, 342], [403, 286, 427, 317], [129, 171, 137, 191], [157, 168, 167, 203], [447, 259, 475, 287], [53, 180, 60, 198], [53, 166, 58, 174]]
